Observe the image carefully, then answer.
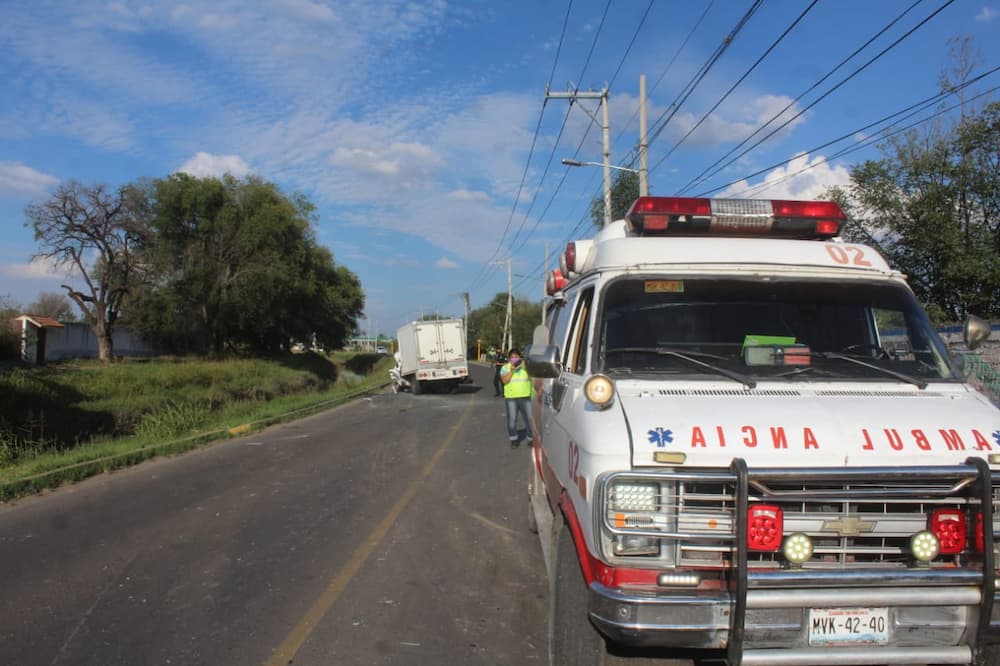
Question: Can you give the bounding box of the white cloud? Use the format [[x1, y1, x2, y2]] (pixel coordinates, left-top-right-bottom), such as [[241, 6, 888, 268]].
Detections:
[[447, 189, 490, 202], [975, 6, 998, 21], [669, 94, 806, 148], [178, 152, 252, 178], [0, 162, 59, 198], [330, 141, 441, 182], [435, 256, 460, 270], [0, 257, 72, 281], [279, 0, 338, 22], [716, 152, 851, 201]]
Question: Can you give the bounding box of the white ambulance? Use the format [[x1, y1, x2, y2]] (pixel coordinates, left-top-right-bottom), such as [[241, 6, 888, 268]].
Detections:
[[525, 196, 1000, 666]]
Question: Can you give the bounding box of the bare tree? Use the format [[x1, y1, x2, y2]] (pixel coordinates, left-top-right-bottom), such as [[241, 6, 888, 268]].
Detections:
[[26, 181, 145, 361]]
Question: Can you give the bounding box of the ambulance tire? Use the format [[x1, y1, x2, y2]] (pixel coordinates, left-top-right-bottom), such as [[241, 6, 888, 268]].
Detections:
[[551, 523, 606, 666], [411, 377, 422, 395]]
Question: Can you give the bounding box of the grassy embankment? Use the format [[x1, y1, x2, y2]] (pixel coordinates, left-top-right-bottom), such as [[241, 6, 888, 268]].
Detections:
[[0, 352, 391, 500]]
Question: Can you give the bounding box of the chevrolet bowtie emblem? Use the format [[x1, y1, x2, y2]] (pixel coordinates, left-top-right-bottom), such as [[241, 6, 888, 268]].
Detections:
[[821, 516, 877, 536]]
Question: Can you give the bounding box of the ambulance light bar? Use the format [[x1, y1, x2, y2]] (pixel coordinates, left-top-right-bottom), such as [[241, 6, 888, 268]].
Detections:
[[626, 197, 846, 239]]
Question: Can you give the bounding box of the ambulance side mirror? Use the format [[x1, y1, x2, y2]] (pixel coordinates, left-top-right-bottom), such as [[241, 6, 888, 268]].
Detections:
[[525, 344, 562, 378], [963, 315, 991, 351]]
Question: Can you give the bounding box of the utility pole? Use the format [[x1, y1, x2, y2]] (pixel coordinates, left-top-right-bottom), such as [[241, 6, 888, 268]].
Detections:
[[546, 85, 611, 226], [461, 292, 470, 359], [639, 74, 649, 196], [505, 257, 513, 352], [490, 258, 513, 352]]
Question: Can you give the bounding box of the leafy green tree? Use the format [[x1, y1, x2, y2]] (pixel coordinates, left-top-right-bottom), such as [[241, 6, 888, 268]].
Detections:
[[590, 169, 640, 228], [131, 173, 363, 354], [467, 292, 542, 354], [838, 101, 1000, 322]]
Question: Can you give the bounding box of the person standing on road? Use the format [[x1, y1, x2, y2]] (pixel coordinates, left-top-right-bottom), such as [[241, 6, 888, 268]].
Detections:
[[500, 348, 534, 448]]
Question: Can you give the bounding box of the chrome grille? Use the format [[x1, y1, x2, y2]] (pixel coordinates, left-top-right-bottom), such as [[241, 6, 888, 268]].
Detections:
[[599, 468, 1000, 569]]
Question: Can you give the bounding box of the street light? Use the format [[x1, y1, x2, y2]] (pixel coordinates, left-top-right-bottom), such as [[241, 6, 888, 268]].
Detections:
[[561, 158, 640, 175], [562, 159, 642, 226]]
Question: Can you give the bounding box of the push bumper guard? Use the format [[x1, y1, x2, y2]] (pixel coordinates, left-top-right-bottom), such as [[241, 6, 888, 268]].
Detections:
[[588, 458, 997, 665]]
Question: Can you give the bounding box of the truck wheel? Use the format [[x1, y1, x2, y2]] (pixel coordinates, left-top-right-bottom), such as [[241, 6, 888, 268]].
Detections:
[[411, 377, 422, 395], [551, 524, 606, 666]]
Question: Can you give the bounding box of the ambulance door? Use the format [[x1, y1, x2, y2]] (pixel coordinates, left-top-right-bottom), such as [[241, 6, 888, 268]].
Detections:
[[548, 285, 595, 493]]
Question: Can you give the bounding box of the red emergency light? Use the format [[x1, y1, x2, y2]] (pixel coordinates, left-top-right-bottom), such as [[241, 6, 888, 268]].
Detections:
[[565, 242, 577, 273], [546, 269, 567, 296], [747, 504, 783, 552], [929, 508, 966, 554], [626, 196, 846, 239]]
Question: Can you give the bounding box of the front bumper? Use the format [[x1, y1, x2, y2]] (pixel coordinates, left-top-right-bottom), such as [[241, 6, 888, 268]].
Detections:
[[590, 568, 1000, 664]]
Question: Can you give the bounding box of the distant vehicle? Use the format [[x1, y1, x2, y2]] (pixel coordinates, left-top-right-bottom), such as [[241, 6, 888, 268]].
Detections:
[[376, 345, 387, 354], [395, 318, 467, 394]]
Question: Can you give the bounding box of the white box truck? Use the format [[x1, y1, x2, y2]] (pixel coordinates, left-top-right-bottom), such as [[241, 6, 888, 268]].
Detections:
[[395, 318, 468, 394]]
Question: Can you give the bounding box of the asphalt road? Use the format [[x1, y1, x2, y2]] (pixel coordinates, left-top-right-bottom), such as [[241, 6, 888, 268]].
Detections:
[[0, 363, 548, 665]]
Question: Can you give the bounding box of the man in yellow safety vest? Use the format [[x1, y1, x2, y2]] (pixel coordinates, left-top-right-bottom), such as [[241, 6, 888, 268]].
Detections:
[[499, 347, 535, 448]]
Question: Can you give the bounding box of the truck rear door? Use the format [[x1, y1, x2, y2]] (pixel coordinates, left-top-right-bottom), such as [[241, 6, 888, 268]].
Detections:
[[416, 323, 445, 368]]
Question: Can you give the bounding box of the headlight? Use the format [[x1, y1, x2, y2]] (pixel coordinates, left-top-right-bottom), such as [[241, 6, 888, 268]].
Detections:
[[584, 374, 615, 409], [610, 481, 659, 512]]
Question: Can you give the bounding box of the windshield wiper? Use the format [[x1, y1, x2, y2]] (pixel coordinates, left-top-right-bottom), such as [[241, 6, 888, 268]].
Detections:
[[817, 352, 928, 390], [605, 346, 756, 390]]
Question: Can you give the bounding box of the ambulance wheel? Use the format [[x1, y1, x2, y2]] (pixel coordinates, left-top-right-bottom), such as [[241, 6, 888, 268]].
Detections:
[[411, 377, 422, 395], [551, 524, 606, 665]]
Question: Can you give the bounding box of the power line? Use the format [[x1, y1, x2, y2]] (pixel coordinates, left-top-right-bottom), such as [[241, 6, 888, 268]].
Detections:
[[675, 0, 957, 194], [648, 0, 818, 174], [522, 0, 758, 276], [645, 0, 765, 149], [505, 1, 657, 260], [470, 0, 611, 291], [464, 0, 575, 298], [613, 0, 716, 154], [695, 66, 1000, 198], [513, 66, 1000, 298], [676, 0, 927, 196]]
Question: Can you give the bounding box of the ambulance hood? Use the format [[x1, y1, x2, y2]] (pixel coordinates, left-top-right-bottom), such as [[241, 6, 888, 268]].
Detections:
[[619, 383, 1000, 469]]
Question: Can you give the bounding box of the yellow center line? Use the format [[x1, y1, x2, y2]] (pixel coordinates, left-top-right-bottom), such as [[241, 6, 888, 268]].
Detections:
[[264, 400, 474, 666]]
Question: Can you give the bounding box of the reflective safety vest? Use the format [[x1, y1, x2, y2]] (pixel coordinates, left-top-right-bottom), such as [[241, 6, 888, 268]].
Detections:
[[503, 364, 532, 399]]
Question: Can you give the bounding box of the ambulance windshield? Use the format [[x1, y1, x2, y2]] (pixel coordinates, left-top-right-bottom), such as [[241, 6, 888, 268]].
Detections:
[[598, 278, 961, 383]]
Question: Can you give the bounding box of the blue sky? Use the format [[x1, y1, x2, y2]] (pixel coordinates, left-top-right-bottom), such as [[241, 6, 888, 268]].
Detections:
[[2, 0, 999, 335]]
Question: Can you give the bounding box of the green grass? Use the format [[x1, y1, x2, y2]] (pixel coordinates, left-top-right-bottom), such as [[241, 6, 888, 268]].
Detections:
[[0, 352, 392, 499]]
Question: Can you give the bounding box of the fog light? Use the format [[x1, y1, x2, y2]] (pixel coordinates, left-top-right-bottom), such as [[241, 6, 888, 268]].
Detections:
[[782, 533, 813, 564], [911, 530, 941, 562], [658, 573, 700, 587]]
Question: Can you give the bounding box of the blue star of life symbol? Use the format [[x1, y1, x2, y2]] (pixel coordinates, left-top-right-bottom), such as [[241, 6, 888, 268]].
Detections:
[[647, 427, 673, 448], [993, 430, 1000, 447]]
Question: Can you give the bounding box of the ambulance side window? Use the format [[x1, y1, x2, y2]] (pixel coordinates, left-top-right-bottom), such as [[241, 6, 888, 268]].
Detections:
[[564, 287, 594, 374], [548, 297, 571, 350]]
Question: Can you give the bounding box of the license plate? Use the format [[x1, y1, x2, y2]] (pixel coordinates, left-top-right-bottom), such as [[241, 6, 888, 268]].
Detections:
[[808, 607, 889, 647]]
